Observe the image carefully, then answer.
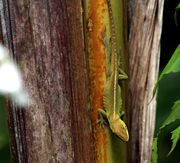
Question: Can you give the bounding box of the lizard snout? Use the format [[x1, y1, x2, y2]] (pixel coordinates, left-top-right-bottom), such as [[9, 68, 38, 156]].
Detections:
[[109, 118, 129, 142]]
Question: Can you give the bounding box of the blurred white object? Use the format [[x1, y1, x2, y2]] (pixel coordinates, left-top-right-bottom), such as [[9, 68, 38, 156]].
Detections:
[[0, 44, 31, 107]]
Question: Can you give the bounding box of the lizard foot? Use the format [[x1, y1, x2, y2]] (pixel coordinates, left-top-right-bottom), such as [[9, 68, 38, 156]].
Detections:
[[97, 109, 107, 128]]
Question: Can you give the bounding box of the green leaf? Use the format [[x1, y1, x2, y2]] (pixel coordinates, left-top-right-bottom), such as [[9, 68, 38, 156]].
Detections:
[[176, 3, 180, 10], [168, 125, 180, 156], [160, 45, 180, 78], [151, 138, 158, 163], [157, 121, 180, 162], [160, 100, 180, 130], [153, 100, 180, 161], [153, 45, 180, 96], [158, 45, 180, 83], [174, 3, 180, 26]]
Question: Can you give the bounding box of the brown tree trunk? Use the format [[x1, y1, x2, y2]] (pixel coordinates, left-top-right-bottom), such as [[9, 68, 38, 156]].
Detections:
[[127, 0, 164, 163], [1, 0, 95, 162]]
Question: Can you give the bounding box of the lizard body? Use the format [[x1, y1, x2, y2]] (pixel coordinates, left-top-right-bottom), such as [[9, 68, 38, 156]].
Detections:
[[98, 0, 129, 142]]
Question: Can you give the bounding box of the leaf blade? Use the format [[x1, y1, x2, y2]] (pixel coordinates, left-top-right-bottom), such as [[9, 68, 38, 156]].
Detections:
[[168, 125, 180, 156], [151, 137, 158, 163], [153, 45, 180, 96], [160, 100, 180, 130]]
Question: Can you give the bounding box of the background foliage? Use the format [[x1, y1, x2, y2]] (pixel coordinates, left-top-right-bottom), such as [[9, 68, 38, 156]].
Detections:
[[152, 1, 180, 163]]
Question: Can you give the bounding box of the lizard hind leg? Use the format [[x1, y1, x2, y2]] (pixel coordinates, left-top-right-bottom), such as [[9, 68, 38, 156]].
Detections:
[[97, 109, 108, 128]]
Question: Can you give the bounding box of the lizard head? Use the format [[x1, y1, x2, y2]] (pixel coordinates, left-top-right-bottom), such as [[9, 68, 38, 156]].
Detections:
[[109, 118, 129, 142]]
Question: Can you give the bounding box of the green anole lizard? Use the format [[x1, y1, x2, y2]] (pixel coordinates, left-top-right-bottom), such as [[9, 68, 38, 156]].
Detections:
[[98, 0, 129, 142]]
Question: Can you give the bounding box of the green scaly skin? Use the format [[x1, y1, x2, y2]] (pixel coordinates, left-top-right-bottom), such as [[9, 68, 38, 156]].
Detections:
[[98, 0, 129, 142]]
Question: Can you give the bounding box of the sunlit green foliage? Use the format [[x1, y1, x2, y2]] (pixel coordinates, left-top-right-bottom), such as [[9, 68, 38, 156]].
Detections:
[[152, 44, 180, 163]]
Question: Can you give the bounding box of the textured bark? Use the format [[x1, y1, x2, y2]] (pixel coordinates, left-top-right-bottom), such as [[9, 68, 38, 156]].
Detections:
[[85, 0, 128, 163], [0, 0, 95, 163], [127, 0, 164, 163]]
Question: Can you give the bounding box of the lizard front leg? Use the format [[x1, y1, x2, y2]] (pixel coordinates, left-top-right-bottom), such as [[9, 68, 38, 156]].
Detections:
[[98, 109, 108, 127], [119, 110, 126, 121], [118, 68, 128, 80]]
